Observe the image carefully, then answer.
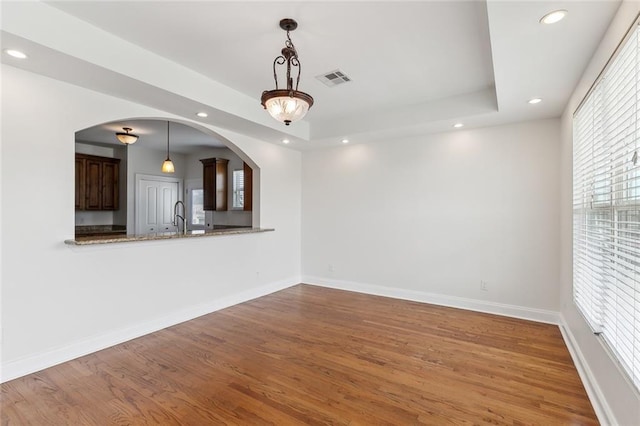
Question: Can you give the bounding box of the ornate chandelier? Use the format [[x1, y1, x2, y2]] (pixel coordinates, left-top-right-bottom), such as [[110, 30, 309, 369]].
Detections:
[[261, 18, 314, 126]]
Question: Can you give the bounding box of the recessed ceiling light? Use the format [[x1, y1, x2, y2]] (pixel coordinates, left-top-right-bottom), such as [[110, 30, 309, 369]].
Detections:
[[453, 123, 464, 128], [540, 9, 567, 25], [341, 139, 349, 144], [4, 49, 27, 59], [196, 112, 208, 118], [282, 139, 290, 144], [528, 98, 543, 104]]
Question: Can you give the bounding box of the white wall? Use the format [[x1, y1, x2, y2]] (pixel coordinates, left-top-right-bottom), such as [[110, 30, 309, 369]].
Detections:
[[559, 2, 640, 425], [185, 147, 234, 180], [128, 145, 187, 179], [302, 119, 561, 314], [0, 65, 302, 380], [75, 210, 114, 227], [75, 142, 115, 157]]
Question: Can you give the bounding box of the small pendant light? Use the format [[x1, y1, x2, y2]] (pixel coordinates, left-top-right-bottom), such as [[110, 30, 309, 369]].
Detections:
[[161, 121, 175, 173]]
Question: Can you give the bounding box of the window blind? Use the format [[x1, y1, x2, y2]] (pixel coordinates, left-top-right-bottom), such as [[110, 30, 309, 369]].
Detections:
[[232, 169, 245, 208], [573, 21, 640, 391]]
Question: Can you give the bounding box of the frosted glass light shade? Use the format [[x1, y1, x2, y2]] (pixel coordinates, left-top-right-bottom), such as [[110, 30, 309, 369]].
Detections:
[[116, 134, 137, 144], [116, 127, 138, 144], [162, 158, 175, 173], [261, 90, 313, 126]]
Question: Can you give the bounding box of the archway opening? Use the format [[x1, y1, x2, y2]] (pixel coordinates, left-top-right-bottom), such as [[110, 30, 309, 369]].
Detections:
[[74, 118, 258, 238]]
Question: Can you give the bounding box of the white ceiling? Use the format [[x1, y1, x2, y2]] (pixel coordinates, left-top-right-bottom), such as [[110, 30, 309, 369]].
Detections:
[[48, 1, 495, 121], [76, 119, 228, 154], [1, 1, 622, 150]]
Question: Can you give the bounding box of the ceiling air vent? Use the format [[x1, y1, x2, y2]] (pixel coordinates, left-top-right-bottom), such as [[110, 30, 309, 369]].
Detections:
[[316, 69, 351, 87]]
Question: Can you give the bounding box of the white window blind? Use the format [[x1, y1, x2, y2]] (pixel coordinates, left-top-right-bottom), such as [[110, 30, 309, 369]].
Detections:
[[573, 21, 640, 391], [232, 169, 244, 209]]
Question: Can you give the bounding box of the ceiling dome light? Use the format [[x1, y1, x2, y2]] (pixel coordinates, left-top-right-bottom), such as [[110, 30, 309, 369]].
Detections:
[[115, 127, 138, 144], [342, 139, 349, 144], [528, 98, 543, 104], [261, 18, 314, 126], [540, 9, 567, 25], [453, 123, 464, 128], [4, 49, 27, 59], [282, 139, 290, 144], [196, 112, 208, 118]]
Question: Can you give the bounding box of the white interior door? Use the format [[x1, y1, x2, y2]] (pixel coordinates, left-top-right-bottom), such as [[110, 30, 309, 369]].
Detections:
[[136, 175, 180, 234]]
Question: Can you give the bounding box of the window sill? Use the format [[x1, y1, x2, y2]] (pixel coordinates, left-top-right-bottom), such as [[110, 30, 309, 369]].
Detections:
[[65, 227, 274, 246]]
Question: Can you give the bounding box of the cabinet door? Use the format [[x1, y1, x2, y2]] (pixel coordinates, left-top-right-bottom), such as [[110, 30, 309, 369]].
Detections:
[[102, 160, 119, 210], [243, 162, 253, 211], [202, 159, 215, 211], [201, 158, 228, 211], [75, 157, 86, 210], [215, 159, 228, 211], [85, 158, 103, 210]]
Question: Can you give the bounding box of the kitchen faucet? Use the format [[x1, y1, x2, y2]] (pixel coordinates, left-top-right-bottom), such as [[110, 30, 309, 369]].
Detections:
[[173, 200, 187, 235]]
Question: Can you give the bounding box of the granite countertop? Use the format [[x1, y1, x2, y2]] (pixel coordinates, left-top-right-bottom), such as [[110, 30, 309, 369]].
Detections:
[[66, 227, 274, 245]]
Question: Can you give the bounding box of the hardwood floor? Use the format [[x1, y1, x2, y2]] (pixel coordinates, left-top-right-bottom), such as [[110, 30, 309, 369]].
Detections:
[[1, 284, 597, 425]]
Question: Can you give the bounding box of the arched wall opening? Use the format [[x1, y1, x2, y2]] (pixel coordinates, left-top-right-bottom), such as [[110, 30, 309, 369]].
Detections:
[[74, 117, 260, 238]]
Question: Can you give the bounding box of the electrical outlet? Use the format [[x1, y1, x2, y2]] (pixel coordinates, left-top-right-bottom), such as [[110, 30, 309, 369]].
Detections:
[[328, 264, 335, 272], [480, 280, 489, 291]]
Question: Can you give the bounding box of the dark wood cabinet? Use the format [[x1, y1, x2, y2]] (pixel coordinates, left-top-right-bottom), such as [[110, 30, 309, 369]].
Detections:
[[84, 157, 103, 210], [75, 156, 86, 210], [75, 153, 120, 211], [243, 162, 253, 211], [101, 160, 119, 210], [201, 158, 228, 211]]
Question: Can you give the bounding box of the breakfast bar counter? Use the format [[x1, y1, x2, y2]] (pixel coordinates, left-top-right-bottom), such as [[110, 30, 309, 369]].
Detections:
[[65, 227, 274, 246]]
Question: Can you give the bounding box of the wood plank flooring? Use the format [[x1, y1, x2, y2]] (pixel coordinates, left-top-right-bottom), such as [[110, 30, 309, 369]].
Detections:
[[1, 284, 598, 425]]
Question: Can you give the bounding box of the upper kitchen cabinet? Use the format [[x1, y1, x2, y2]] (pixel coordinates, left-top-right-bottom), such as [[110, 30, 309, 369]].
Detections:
[[75, 153, 120, 211], [243, 162, 253, 212], [75, 155, 86, 210], [201, 157, 229, 211]]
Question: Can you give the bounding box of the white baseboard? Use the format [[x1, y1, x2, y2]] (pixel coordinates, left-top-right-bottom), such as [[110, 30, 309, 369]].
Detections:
[[1, 278, 298, 383], [303, 276, 560, 324], [558, 314, 614, 426]]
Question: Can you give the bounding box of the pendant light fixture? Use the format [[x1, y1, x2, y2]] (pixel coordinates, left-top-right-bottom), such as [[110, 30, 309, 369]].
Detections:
[[261, 18, 314, 126], [161, 121, 175, 173], [115, 127, 138, 144]]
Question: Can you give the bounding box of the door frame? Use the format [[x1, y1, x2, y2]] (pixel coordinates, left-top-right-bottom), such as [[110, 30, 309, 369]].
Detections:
[[134, 173, 183, 235]]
